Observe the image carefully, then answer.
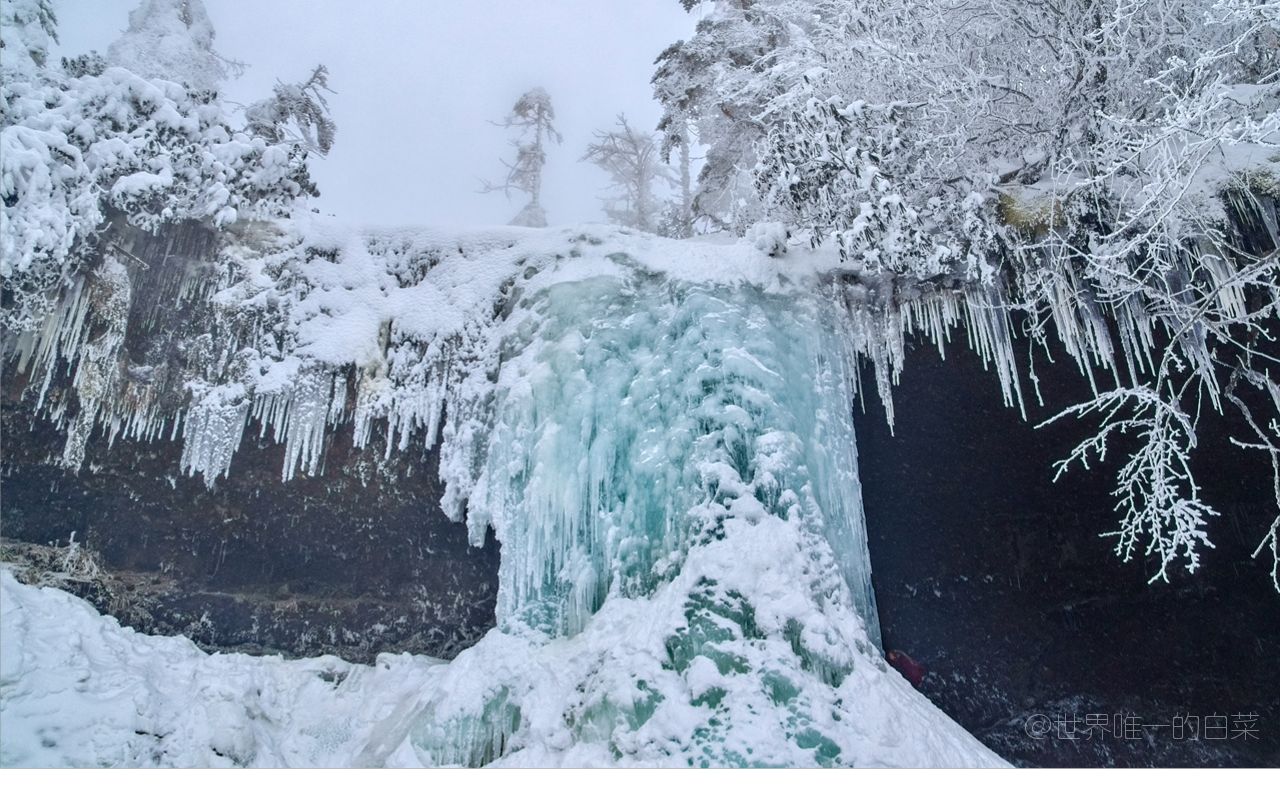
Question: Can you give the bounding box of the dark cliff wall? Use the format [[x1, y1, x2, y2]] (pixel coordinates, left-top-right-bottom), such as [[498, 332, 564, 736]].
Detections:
[[857, 336, 1280, 767], [1, 219, 500, 662], [1, 380, 499, 662]]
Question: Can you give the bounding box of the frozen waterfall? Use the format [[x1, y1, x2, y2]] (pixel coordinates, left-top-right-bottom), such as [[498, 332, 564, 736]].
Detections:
[[6, 223, 1013, 766], [467, 270, 880, 645], [396, 257, 915, 766]]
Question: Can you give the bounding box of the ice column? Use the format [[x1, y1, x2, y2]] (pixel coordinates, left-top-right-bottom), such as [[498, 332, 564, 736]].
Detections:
[[463, 272, 881, 645]]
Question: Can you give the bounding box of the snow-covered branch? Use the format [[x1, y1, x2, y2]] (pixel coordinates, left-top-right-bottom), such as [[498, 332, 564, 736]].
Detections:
[[657, 0, 1279, 588]]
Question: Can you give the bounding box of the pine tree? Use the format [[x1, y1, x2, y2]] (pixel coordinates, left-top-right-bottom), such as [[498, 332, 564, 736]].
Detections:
[[0, 0, 57, 76], [651, 0, 805, 233], [482, 87, 562, 227], [245, 65, 337, 156], [1, 0, 327, 333], [105, 0, 238, 96]]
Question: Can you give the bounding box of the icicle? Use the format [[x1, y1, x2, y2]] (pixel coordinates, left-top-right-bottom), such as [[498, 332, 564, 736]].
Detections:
[[277, 372, 338, 482], [59, 256, 132, 470], [458, 276, 880, 643], [181, 382, 250, 486]]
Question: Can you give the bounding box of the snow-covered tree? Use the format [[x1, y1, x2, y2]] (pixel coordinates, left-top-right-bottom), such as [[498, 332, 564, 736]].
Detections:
[[0, 1, 326, 334], [582, 115, 673, 233], [652, 0, 830, 232], [245, 65, 337, 156], [656, 114, 695, 238], [651, 25, 700, 238], [657, 0, 1280, 588], [0, 0, 56, 76], [104, 0, 238, 96], [482, 87, 562, 227]]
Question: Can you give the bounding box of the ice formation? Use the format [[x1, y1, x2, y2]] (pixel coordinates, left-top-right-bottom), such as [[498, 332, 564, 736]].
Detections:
[[2, 221, 1025, 765], [466, 271, 879, 641], [2, 0, 1275, 768], [9, 203, 1275, 761], [7, 178, 1275, 761]]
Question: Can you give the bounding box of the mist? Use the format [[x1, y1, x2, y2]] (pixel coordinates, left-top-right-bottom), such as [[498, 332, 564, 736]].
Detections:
[[50, 0, 699, 227]]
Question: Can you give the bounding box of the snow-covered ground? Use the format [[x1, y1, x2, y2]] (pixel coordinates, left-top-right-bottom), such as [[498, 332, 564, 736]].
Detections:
[[0, 569, 1005, 767], [0, 569, 440, 767]]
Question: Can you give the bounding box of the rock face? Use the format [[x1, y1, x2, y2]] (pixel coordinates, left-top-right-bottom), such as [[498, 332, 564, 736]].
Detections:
[[857, 338, 1280, 768], [2, 218, 501, 663], [1, 379, 499, 663]]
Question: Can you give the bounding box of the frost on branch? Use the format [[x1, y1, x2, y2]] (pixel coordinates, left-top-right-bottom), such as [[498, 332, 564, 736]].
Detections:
[[656, 0, 1280, 588], [245, 65, 337, 156], [1043, 387, 1218, 583], [581, 114, 674, 234], [1226, 364, 1280, 592]]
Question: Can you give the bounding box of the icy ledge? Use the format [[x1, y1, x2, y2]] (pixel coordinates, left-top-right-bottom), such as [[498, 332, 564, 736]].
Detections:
[[0, 568, 1004, 767]]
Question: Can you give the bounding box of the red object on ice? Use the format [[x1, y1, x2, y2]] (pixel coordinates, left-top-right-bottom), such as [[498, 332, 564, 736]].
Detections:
[[886, 649, 927, 688]]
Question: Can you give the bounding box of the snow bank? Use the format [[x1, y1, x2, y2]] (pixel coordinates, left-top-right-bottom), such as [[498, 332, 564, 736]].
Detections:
[[0, 567, 1004, 767], [0, 570, 442, 767]]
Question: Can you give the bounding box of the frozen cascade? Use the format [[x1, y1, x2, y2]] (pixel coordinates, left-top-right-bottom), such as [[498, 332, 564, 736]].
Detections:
[[467, 272, 880, 642], [1, 222, 1050, 765], [399, 269, 945, 767]]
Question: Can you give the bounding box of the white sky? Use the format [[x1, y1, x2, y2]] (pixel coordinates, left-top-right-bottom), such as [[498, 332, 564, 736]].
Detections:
[[50, 0, 703, 227]]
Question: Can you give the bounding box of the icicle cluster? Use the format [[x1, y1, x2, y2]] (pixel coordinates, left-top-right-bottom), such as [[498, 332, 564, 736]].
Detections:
[[460, 273, 878, 639], [8, 196, 1278, 587], [8, 211, 1277, 761]]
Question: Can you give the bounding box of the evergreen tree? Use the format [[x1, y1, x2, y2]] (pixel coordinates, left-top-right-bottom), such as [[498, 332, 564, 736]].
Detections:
[[482, 87, 562, 227], [0, 0, 57, 76], [245, 65, 337, 156], [652, 0, 809, 232], [1, 0, 329, 333], [105, 0, 238, 96]]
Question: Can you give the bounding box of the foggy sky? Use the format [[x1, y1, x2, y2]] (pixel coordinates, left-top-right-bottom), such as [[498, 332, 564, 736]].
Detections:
[[50, 0, 701, 228]]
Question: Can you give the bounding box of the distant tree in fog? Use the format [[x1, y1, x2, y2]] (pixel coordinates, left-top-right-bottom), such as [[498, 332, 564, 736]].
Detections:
[[482, 87, 562, 227], [582, 114, 673, 234]]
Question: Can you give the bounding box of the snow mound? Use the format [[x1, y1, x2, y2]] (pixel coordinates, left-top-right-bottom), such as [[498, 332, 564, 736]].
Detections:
[[0, 570, 442, 767], [0, 568, 1004, 767]]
